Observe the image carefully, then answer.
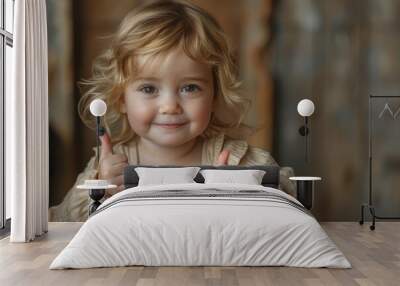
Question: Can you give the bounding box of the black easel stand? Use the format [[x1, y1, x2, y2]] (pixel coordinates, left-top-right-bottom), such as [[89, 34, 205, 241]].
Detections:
[[359, 95, 400, 230]]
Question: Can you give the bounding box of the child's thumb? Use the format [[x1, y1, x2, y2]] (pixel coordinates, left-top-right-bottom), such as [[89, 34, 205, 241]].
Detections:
[[216, 149, 230, 166], [100, 132, 113, 159]]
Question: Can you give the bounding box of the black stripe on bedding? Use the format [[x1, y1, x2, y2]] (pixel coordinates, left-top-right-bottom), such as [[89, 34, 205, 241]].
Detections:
[[89, 189, 311, 218]]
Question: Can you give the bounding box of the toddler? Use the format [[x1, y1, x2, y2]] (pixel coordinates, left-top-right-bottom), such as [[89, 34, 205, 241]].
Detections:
[[49, 0, 295, 222]]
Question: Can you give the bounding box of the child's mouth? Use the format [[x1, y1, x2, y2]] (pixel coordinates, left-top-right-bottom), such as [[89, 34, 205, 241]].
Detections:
[[154, 122, 187, 129]]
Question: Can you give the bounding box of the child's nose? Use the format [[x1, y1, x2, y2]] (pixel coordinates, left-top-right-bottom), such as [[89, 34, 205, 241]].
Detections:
[[159, 96, 183, 114]]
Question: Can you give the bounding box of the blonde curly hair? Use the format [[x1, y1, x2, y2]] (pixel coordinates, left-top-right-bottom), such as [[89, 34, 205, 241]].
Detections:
[[78, 0, 257, 146]]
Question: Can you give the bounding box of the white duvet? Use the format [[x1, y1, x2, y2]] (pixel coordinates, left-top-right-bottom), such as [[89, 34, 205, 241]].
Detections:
[[50, 183, 351, 269]]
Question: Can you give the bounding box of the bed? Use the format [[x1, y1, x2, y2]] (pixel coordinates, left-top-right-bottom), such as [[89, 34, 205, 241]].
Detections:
[[49, 165, 351, 269]]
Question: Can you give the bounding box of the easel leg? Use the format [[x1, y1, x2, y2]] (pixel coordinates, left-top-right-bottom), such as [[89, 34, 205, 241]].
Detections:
[[359, 204, 376, 231], [369, 206, 376, 231], [359, 204, 365, 225]]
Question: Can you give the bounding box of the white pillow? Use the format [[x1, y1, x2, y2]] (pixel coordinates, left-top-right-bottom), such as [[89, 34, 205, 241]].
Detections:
[[200, 169, 266, 185], [135, 167, 201, 186]]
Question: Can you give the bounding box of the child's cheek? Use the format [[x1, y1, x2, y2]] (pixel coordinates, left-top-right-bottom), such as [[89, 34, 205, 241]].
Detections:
[[126, 101, 156, 131], [134, 108, 154, 125], [185, 99, 213, 127]]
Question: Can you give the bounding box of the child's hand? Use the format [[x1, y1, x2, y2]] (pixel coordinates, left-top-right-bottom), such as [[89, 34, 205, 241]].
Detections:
[[98, 133, 129, 198], [216, 149, 230, 165]]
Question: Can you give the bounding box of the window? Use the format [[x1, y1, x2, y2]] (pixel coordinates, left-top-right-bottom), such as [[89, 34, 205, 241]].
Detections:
[[1, 0, 14, 233]]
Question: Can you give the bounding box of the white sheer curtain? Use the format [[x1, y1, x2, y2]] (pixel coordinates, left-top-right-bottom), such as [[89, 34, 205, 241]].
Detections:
[[7, 0, 49, 242]]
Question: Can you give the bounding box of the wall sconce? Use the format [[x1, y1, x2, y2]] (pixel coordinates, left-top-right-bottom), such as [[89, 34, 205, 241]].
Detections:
[[89, 99, 107, 166], [297, 99, 315, 163], [292, 99, 320, 211], [77, 99, 116, 216]]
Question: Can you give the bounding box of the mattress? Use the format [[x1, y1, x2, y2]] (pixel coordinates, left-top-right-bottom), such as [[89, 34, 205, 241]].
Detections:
[[50, 183, 351, 269]]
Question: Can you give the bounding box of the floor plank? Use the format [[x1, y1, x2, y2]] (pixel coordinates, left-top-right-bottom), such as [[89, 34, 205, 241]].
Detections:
[[0, 222, 399, 286]]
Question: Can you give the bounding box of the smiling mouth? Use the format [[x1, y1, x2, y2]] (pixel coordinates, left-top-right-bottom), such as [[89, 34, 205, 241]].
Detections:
[[154, 122, 187, 129]]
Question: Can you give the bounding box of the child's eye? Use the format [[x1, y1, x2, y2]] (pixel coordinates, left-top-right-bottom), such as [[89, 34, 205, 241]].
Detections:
[[138, 85, 157, 95], [181, 84, 201, 94]]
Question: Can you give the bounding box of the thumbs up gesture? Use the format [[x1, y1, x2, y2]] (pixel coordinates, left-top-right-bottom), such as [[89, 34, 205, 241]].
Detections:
[[98, 133, 129, 198]]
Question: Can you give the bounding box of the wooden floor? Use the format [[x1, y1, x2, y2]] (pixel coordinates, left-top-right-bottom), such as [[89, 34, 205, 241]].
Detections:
[[0, 222, 399, 286]]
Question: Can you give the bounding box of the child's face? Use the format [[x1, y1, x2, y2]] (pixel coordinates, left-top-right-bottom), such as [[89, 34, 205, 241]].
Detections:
[[121, 47, 215, 147]]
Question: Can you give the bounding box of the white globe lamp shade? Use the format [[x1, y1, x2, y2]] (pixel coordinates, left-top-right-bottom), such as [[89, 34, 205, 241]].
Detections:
[[90, 99, 107, 117], [297, 99, 315, 117]]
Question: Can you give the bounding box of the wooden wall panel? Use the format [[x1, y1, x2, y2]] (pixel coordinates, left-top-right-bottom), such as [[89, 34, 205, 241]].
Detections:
[[272, 0, 400, 220]]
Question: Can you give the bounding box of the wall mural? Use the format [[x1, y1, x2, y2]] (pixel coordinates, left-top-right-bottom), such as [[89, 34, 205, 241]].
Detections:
[[47, 0, 400, 221]]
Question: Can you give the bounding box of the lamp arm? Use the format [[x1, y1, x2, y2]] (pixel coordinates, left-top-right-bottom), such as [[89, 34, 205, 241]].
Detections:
[[305, 116, 309, 163], [96, 116, 100, 166]]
